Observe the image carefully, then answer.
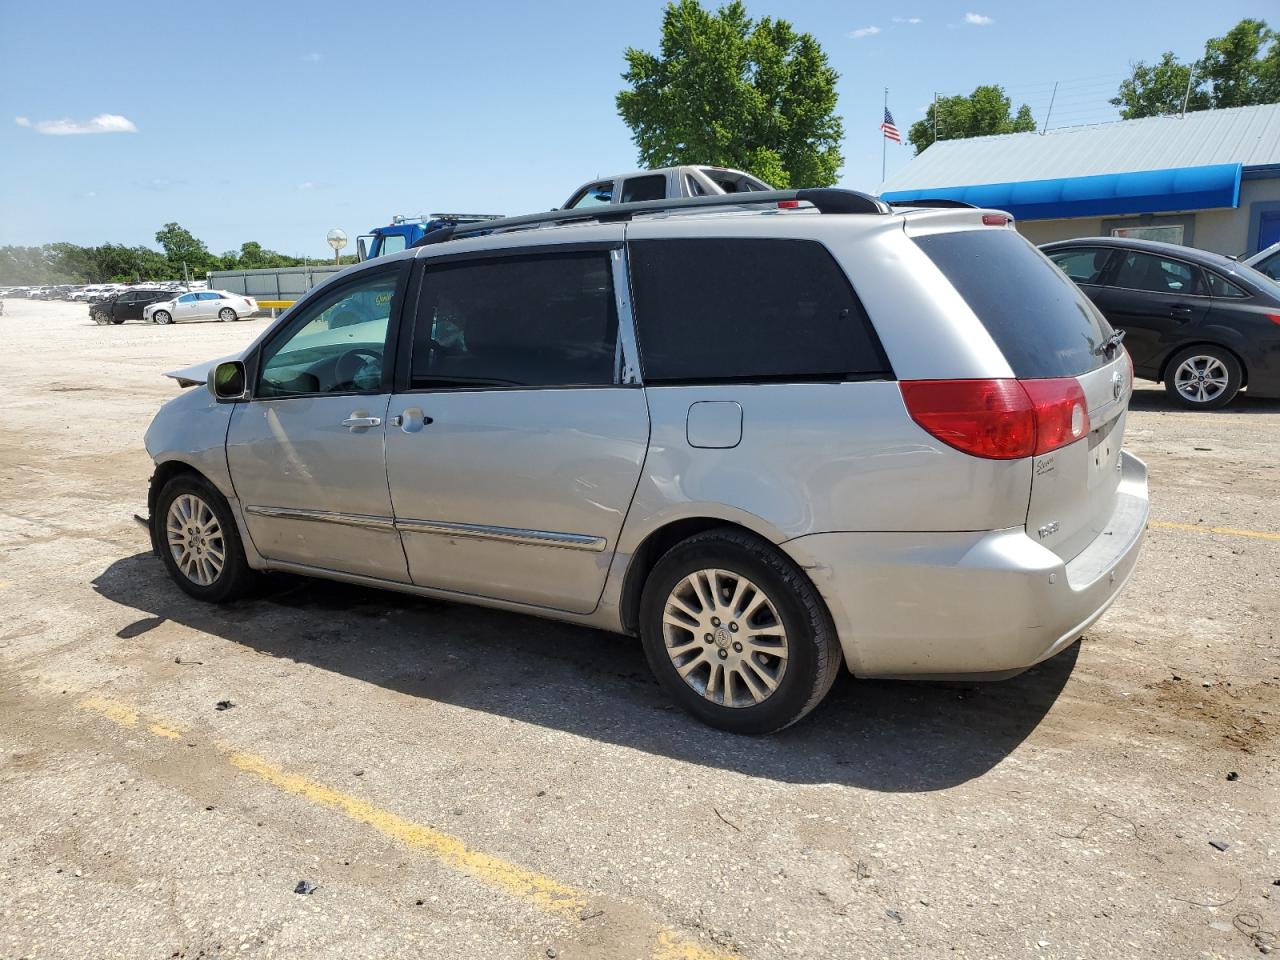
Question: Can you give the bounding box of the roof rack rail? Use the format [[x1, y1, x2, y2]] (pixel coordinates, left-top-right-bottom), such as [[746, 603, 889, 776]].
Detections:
[[414, 188, 891, 247], [885, 198, 977, 209]]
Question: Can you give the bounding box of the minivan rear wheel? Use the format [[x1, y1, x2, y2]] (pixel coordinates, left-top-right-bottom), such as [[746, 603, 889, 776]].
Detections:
[[1165, 345, 1241, 409], [639, 528, 841, 734]]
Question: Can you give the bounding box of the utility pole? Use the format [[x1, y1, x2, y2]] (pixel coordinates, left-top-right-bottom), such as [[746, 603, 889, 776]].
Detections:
[[1042, 81, 1059, 134], [933, 92, 939, 143], [1180, 66, 1196, 118]]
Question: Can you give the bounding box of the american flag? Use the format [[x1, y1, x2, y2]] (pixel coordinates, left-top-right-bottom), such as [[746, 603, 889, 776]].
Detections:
[[880, 107, 902, 144]]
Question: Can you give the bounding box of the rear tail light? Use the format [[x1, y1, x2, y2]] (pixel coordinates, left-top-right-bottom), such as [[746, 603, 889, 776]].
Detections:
[[900, 378, 1089, 460], [777, 199, 801, 209], [982, 213, 1011, 226], [1267, 313, 1280, 326]]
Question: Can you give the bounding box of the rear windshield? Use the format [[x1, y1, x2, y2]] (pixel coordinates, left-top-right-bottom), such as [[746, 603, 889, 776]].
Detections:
[[913, 230, 1114, 378]]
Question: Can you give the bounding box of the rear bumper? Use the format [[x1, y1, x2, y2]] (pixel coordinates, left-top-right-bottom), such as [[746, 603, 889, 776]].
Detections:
[[783, 451, 1149, 679]]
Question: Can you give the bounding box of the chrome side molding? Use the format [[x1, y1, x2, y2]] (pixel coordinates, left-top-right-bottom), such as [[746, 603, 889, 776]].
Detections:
[[395, 518, 607, 552], [245, 506, 606, 552]]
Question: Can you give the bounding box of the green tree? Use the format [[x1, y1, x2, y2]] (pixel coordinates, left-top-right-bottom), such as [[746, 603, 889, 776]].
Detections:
[[616, 0, 844, 188], [154, 222, 216, 278], [907, 85, 1037, 155], [1111, 19, 1279, 119]]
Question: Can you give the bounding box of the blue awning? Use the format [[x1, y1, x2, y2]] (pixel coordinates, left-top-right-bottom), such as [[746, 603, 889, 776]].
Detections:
[[881, 163, 1243, 221]]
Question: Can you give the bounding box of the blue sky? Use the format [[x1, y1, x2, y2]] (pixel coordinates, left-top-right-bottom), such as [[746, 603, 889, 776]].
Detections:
[[0, 0, 1269, 257]]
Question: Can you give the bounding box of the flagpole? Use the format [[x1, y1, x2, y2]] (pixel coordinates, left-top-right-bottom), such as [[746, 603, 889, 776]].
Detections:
[[882, 87, 888, 183]]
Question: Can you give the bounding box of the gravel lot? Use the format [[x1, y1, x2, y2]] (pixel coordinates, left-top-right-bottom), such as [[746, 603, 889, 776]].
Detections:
[[1, 298, 1277, 959]]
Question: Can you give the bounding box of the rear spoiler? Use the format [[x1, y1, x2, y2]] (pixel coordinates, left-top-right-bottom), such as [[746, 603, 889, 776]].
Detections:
[[886, 198, 977, 209]]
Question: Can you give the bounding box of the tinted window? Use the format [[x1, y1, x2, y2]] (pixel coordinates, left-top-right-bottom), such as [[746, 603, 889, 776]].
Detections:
[[258, 271, 399, 398], [1048, 247, 1113, 285], [1252, 250, 1280, 281], [198, 291, 222, 300], [685, 175, 709, 197], [1112, 251, 1204, 295], [178, 294, 197, 303], [410, 252, 617, 389], [1207, 272, 1248, 298], [621, 175, 666, 203], [913, 230, 1113, 378], [567, 182, 614, 208], [629, 239, 889, 383]]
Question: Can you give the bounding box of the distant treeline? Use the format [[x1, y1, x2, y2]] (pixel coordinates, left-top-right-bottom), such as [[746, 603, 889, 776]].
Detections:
[[0, 222, 356, 285]]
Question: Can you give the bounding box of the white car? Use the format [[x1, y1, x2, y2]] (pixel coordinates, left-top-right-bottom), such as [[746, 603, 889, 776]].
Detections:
[[144, 290, 258, 325], [561, 165, 772, 209]]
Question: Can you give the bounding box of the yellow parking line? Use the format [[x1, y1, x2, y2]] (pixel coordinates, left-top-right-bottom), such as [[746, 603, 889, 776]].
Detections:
[[77, 695, 736, 959], [1149, 519, 1280, 542]]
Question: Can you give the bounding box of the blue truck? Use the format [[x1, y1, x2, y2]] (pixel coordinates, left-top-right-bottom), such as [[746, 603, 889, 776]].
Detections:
[[356, 213, 502, 261]]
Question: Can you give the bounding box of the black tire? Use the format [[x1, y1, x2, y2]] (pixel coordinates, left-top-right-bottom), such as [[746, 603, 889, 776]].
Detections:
[[1164, 345, 1242, 410], [218, 307, 237, 322], [153, 473, 256, 603], [93, 310, 111, 325], [638, 527, 842, 734], [110, 318, 125, 325]]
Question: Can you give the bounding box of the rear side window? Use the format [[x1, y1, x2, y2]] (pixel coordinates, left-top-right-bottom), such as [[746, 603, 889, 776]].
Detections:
[[621, 175, 666, 203], [1112, 251, 1204, 295], [1206, 272, 1247, 298], [628, 238, 889, 383], [410, 252, 618, 389], [913, 230, 1113, 378]]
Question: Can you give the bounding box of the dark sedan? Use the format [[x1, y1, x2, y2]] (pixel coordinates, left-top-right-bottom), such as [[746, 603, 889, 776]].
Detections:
[[1042, 237, 1280, 409], [89, 289, 172, 325]]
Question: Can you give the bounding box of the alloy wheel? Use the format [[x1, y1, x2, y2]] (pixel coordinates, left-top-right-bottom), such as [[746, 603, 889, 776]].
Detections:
[[1174, 355, 1229, 405], [661, 568, 789, 708], [166, 493, 225, 586]]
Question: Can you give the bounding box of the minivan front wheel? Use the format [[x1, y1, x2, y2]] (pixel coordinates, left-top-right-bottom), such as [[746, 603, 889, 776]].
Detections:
[[154, 474, 255, 603], [639, 528, 841, 734], [1166, 345, 1241, 409]]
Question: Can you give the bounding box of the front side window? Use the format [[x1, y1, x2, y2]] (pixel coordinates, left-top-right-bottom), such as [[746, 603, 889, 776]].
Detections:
[[410, 252, 617, 389], [621, 175, 666, 203], [628, 238, 889, 383], [1112, 252, 1204, 295], [379, 234, 407, 256], [567, 181, 614, 209], [178, 293, 198, 303], [1048, 247, 1114, 285], [258, 271, 400, 398]]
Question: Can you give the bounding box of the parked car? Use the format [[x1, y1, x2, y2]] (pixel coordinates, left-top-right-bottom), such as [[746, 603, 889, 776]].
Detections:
[[561, 165, 771, 209], [89, 288, 173, 325], [141, 188, 1148, 733], [143, 290, 258, 325], [1244, 241, 1280, 282], [1042, 237, 1280, 409]]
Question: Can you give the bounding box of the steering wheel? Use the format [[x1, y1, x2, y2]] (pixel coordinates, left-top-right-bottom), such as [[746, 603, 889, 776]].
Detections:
[[334, 348, 382, 390]]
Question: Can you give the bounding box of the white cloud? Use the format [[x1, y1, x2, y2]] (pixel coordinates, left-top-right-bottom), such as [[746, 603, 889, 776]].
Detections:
[[14, 116, 31, 127], [965, 12, 994, 25], [892, 16, 923, 23], [298, 181, 315, 190], [27, 113, 138, 135], [302, 51, 322, 62], [850, 25, 881, 38]]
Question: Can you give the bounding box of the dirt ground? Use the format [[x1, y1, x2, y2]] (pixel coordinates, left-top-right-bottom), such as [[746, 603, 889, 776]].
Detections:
[[1, 298, 1277, 960]]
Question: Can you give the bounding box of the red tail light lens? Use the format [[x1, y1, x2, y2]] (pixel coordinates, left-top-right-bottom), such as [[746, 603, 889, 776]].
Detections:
[[901, 378, 1089, 460], [1020, 378, 1090, 454], [777, 199, 801, 209], [900, 380, 1035, 459], [981, 213, 1011, 226]]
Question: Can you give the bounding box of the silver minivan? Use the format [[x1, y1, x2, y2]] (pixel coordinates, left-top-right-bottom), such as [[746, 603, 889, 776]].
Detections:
[[142, 189, 1148, 733]]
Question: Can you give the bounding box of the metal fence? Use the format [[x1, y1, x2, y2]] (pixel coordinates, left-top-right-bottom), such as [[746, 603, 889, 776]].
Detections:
[[207, 265, 343, 303]]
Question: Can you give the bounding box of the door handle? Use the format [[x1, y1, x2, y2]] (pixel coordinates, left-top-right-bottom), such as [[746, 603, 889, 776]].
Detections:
[[342, 416, 381, 429], [1170, 303, 1193, 315]]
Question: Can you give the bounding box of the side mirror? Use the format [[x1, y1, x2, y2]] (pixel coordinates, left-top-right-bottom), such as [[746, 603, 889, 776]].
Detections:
[[209, 360, 248, 402]]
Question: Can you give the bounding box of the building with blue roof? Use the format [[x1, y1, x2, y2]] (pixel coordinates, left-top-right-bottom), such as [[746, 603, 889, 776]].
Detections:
[[879, 103, 1280, 257]]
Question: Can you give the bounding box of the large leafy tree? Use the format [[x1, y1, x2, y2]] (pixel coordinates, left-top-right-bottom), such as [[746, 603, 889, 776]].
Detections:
[[907, 85, 1036, 155], [154, 221, 217, 277], [616, 0, 843, 188], [1111, 18, 1279, 119]]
